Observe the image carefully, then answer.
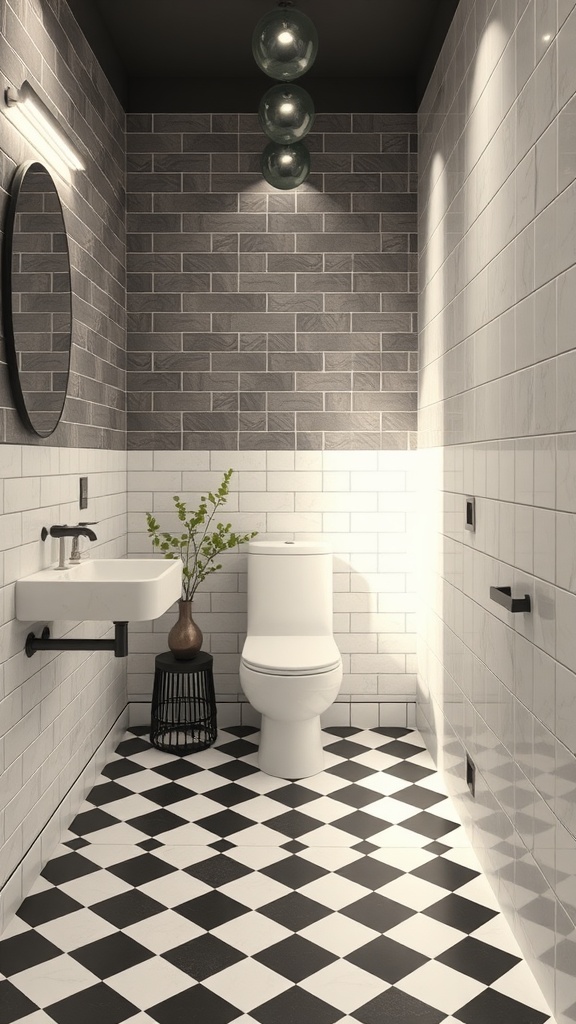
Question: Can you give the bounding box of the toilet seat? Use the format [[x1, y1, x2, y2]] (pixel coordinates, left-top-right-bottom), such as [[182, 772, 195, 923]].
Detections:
[[241, 635, 341, 676]]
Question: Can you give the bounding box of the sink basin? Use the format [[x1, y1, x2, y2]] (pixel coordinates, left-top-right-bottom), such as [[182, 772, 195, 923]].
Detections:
[[16, 558, 182, 623]]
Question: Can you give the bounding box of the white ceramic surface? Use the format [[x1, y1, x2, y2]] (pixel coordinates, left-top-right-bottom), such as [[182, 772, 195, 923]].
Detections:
[[16, 558, 182, 623]]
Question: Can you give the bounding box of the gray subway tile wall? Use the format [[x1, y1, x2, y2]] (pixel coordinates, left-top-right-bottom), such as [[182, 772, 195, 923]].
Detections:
[[0, 0, 126, 449], [126, 112, 417, 452]]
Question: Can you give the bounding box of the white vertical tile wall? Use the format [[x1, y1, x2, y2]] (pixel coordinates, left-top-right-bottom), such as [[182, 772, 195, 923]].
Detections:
[[418, 2, 576, 1021], [0, 446, 128, 934], [127, 449, 416, 727]]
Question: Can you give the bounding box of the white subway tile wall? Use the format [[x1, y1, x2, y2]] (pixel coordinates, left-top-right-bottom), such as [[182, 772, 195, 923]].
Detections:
[[127, 449, 416, 724], [0, 445, 128, 935], [418, 2, 576, 1022]]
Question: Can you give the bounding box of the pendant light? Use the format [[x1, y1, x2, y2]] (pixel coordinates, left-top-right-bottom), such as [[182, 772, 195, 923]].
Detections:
[[253, 2, 317, 190]]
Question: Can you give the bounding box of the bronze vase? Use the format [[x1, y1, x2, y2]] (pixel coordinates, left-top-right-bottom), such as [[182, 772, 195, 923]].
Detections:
[[168, 600, 203, 660]]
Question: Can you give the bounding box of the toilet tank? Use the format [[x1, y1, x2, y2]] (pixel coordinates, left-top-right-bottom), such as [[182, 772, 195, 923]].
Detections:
[[246, 540, 334, 636]]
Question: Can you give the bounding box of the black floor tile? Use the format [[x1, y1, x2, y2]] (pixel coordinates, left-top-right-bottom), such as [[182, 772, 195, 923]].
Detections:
[[162, 933, 244, 980], [401, 810, 461, 840], [46, 982, 138, 1024], [261, 854, 327, 890], [41, 852, 99, 886], [391, 784, 445, 810], [219, 725, 258, 737], [410, 856, 479, 891], [454, 987, 550, 1024], [86, 781, 132, 806], [437, 936, 520, 984], [107, 853, 176, 887], [373, 727, 412, 738], [0, 980, 39, 1024], [101, 759, 144, 780], [63, 837, 90, 850], [424, 841, 450, 854], [149, 983, 239, 1024], [216, 738, 258, 758], [209, 838, 235, 852], [259, 892, 332, 931], [268, 783, 319, 808], [184, 853, 252, 888], [281, 839, 306, 853], [265, 809, 322, 839], [325, 761, 376, 782], [324, 739, 369, 759], [423, 894, 497, 933], [324, 726, 362, 736], [333, 809, 390, 839], [202, 782, 256, 806], [69, 808, 118, 836], [252, 985, 342, 1024], [139, 782, 194, 806], [336, 855, 402, 890], [341, 892, 415, 932], [346, 933, 428, 983], [0, 930, 61, 977], [196, 808, 255, 837], [378, 739, 425, 759], [355, 986, 445, 1024], [137, 838, 164, 851], [254, 933, 337, 982], [332, 783, 383, 808], [17, 888, 83, 927], [115, 737, 151, 757], [353, 840, 380, 853], [71, 931, 153, 978], [91, 889, 165, 928], [174, 890, 248, 930], [210, 759, 259, 781], [385, 761, 435, 783], [126, 808, 188, 837], [153, 759, 203, 780]]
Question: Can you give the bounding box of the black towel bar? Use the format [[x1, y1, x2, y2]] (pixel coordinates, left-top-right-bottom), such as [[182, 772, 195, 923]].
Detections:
[[489, 586, 531, 613]]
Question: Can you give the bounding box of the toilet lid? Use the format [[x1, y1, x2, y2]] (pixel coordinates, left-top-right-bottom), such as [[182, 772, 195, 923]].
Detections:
[[241, 635, 341, 676]]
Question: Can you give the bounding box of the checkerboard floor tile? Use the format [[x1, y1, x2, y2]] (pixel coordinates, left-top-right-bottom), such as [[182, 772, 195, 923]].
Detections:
[[0, 726, 556, 1024]]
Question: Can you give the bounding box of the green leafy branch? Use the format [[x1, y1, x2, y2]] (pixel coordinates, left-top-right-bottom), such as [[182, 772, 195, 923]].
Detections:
[[146, 468, 257, 602]]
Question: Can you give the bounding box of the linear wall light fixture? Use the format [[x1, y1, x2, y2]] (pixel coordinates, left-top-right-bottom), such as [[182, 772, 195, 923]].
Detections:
[[4, 80, 84, 173]]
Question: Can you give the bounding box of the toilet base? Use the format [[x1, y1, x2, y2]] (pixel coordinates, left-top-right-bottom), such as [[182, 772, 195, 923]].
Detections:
[[258, 714, 325, 779]]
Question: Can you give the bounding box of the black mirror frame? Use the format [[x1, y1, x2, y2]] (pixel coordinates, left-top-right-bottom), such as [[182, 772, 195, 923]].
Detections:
[[1, 159, 73, 438]]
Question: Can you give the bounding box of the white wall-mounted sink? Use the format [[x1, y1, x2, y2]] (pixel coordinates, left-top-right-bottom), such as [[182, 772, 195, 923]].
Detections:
[[16, 559, 182, 623]]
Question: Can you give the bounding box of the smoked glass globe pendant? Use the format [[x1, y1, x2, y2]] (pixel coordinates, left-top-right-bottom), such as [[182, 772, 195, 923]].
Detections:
[[252, 5, 318, 81], [259, 83, 315, 144], [254, 3, 317, 191]]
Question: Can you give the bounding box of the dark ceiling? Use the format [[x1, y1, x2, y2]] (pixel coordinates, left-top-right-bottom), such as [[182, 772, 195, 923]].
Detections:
[[69, 0, 459, 112]]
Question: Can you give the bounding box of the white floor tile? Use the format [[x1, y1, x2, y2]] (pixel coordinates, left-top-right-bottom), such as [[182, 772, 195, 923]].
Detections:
[[385, 913, 465, 957], [299, 874, 370, 911], [300, 959, 390, 1013], [107, 956, 192, 1008], [368, 847, 436, 872], [204, 959, 292, 1011], [297, 847, 362, 872], [377, 873, 448, 911], [395, 960, 485, 1014], [139, 871, 211, 907], [218, 872, 291, 909], [491, 961, 554, 1012], [36, 908, 117, 952], [123, 910, 205, 953], [58, 871, 132, 906], [211, 910, 292, 955], [10, 954, 97, 1006], [300, 912, 380, 957]]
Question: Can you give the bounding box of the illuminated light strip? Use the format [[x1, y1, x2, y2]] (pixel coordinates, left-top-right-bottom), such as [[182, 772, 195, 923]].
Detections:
[[4, 80, 84, 172]]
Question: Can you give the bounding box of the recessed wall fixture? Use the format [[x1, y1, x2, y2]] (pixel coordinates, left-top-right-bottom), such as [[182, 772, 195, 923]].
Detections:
[[4, 80, 84, 173], [253, 1, 317, 190]]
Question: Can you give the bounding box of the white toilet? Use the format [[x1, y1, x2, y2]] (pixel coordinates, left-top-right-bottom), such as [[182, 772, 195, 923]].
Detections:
[[239, 540, 343, 779]]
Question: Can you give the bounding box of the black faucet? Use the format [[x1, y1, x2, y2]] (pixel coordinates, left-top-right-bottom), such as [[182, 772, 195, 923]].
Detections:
[[41, 524, 98, 568]]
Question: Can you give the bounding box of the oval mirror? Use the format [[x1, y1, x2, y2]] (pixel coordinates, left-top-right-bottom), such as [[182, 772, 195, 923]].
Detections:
[[2, 160, 72, 437]]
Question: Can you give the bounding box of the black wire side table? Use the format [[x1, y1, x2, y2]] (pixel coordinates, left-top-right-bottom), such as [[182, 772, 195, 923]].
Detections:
[[150, 651, 217, 754]]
